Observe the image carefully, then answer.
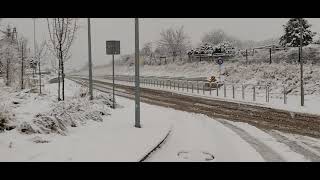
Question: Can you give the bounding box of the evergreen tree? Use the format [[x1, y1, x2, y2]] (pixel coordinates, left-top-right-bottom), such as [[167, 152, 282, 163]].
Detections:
[[280, 18, 315, 47]]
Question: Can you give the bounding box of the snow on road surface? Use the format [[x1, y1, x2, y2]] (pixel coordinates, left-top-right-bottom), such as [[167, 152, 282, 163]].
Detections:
[[144, 112, 314, 162], [145, 113, 264, 162], [87, 76, 320, 116]]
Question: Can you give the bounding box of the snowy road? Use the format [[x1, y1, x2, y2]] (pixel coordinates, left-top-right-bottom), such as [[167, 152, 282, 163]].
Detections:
[[68, 77, 320, 162]]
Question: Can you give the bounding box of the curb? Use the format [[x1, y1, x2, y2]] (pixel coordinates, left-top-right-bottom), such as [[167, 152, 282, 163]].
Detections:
[[139, 128, 172, 162]]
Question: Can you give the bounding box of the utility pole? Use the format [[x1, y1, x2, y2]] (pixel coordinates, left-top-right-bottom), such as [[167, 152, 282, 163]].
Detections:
[[112, 53, 115, 108], [299, 18, 304, 106], [135, 18, 141, 128], [87, 18, 93, 100]]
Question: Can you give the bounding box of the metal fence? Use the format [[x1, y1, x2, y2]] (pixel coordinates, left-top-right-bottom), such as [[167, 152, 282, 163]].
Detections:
[[99, 75, 289, 105]]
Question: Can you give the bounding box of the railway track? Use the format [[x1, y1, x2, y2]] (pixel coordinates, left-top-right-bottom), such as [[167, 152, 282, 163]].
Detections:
[[68, 76, 320, 138]]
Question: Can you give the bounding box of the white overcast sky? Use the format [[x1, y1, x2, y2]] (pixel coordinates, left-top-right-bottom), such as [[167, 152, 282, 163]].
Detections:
[[2, 18, 320, 70]]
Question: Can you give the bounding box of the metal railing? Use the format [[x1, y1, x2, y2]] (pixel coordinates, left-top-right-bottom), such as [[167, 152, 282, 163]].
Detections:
[[70, 74, 290, 105]]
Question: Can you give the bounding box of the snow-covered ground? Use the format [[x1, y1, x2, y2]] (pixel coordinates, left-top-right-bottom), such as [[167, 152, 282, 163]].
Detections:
[[83, 61, 320, 96], [74, 59, 320, 115], [2, 75, 320, 161], [0, 77, 171, 161], [70, 77, 320, 161]]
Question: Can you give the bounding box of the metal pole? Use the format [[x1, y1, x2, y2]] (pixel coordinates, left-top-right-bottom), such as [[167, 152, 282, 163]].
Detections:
[[192, 82, 194, 93], [299, 18, 304, 106], [217, 83, 219, 96], [197, 81, 199, 93], [269, 48, 272, 64], [186, 81, 188, 92], [232, 85, 235, 99], [224, 83, 226, 97], [253, 86, 256, 101], [242, 84, 245, 100], [266, 86, 268, 102], [284, 86, 287, 104], [246, 49, 248, 62], [267, 86, 270, 102], [88, 18, 93, 100], [202, 84, 205, 94], [112, 54, 115, 108], [135, 18, 141, 128]]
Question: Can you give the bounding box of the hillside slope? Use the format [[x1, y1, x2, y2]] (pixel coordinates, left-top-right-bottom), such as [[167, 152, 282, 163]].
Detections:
[[76, 45, 320, 96]]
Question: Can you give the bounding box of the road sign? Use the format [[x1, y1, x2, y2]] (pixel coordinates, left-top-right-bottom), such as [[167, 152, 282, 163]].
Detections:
[[106, 41, 120, 55], [217, 58, 223, 65], [106, 40, 120, 109]]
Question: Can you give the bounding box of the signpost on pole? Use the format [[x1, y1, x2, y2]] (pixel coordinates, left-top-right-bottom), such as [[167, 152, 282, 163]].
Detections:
[[106, 40, 120, 109], [135, 18, 141, 128], [217, 57, 223, 82]]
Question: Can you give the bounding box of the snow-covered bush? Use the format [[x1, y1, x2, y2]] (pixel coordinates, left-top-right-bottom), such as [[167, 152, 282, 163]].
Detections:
[[18, 91, 113, 135], [0, 105, 15, 132]]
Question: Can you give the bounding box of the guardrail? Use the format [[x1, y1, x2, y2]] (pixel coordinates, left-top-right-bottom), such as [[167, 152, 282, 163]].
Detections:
[[70, 74, 289, 105]]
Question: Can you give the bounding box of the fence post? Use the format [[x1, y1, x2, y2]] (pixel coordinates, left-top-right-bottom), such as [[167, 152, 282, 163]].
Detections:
[[178, 81, 180, 91], [182, 81, 184, 91], [267, 86, 270, 102], [209, 84, 211, 95], [266, 86, 268, 102], [174, 81, 176, 90], [203, 84, 205, 95], [284, 86, 287, 104], [232, 85, 235, 99], [187, 81, 189, 92], [242, 84, 245, 100], [253, 86, 256, 101], [217, 83, 219, 96], [169, 80, 171, 89], [224, 83, 226, 97], [192, 82, 194, 93], [197, 81, 199, 94]]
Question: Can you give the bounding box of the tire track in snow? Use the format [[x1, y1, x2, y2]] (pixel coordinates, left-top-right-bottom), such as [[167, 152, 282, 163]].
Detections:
[[217, 119, 285, 162], [266, 130, 320, 162]]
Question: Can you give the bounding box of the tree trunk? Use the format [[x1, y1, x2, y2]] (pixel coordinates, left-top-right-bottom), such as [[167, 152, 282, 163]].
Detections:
[[6, 58, 9, 86], [58, 58, 61, 101], [38, 58, 42, 94], [21, 44, 24, 90]]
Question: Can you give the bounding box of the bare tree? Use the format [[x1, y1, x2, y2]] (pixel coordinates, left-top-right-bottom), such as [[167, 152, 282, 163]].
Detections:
[[17, 37, 28, 90], [0, 25, 17, 86], [34, 40, 47, 94], [157, 26, 190, 62], [141, 42, 153, 64], [201, 29, 242, 48], [47, 18, 78, 101]]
